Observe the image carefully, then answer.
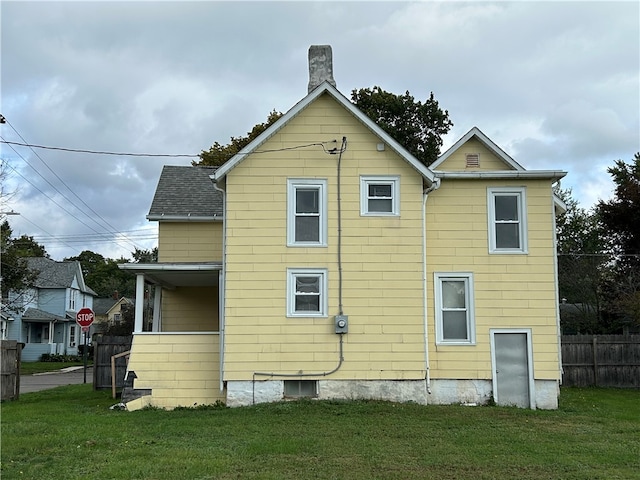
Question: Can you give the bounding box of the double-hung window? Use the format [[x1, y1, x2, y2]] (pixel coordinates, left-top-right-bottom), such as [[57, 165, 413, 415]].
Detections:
[[287, 179, 327, 246], [360, 176, 400, 216], [69, 325, 77, 347], [287, 268, 327, 317], [434, 272, 475, 345], [488, 187, 527, 253]]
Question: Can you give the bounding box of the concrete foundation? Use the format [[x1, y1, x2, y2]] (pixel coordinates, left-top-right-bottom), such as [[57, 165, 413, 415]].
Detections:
[[226, 378, 559, 409], [428, 379, 493, 405]]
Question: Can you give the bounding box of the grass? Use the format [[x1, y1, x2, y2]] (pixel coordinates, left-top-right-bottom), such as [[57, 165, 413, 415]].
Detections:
[[1, 387, 639, 480], [20, 361, 88, 376]]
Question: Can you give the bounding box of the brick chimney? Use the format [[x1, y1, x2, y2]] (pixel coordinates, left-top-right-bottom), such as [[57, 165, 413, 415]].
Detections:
[[308, 45, 336, 93]]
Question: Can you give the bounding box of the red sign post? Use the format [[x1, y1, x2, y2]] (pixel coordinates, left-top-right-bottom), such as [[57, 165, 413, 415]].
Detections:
[[75, 308, 94, 384]]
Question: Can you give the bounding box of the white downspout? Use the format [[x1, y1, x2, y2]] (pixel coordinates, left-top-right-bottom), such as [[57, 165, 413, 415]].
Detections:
[[422, 178, 440, 396], [212, 180, 226, 392], [551, 188, 563, 384]]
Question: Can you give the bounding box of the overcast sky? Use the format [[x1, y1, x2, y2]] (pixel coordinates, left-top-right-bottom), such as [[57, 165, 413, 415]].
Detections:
[[1, 1, 638, 261]]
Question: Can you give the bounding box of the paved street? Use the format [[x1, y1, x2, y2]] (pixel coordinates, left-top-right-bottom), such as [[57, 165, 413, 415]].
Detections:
[[20, 367, 93, 394]]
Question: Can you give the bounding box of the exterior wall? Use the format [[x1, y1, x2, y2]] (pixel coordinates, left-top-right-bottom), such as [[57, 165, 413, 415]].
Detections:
[[125, 332, 224, 410], [162, 286, 219, 332], [158, 222, 222, 262], [39, 289, 65, 317], [223, 93, 427, 382], [425, 177, 561, 383], [436, 138, 511, 171]]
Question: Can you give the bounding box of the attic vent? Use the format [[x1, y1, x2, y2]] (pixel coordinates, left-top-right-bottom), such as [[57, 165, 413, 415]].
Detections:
[[465, 153, 480, 168]]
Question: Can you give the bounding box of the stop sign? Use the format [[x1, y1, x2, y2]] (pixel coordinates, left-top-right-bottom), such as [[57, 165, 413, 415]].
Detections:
[[76, 307, 95, 328]]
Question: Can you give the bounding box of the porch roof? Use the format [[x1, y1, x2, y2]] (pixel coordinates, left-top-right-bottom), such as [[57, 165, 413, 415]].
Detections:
[[22, 307, 68, 323], [119, 262, 222, 288]]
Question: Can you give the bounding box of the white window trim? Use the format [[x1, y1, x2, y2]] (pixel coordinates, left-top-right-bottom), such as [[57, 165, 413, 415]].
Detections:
[[287, 268, 328, 318], [434, 272, 476, 345], [360, 175, 400, 216], [287, 179, 328, 247], [69, 324, 76, 347], [487, 187, 528, 254]]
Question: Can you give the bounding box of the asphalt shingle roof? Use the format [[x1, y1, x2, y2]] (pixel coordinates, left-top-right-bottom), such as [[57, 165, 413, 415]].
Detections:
[[27, 257, 77, 289], [25, 257, 97, 295], [22, 307, 67, 322], [148, 166, 223, 219]]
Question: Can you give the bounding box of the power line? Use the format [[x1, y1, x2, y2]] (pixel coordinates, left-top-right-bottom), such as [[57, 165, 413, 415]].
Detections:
[[1, 138, 341, 159], [0, 139, 199, 158], [3, 119, 143, 252], [0, 158, 138, 254]]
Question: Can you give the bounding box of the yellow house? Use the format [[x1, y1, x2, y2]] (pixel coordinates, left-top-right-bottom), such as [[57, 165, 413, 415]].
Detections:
[[121, 46, 566, 411]]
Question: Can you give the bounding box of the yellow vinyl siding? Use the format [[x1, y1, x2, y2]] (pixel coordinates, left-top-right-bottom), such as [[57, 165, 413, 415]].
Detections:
[[427, 177, 560, 381], [162, 286, 219, 332], [158, 222, 222, 262], [223, 93, 427, 381], [436, 138, 514, 171], [126, 333, 223, 410]]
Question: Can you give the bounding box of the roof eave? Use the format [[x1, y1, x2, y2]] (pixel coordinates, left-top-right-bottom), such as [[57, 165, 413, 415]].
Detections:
[[433, 170, 567, 181], [146, 215, 223, 222]]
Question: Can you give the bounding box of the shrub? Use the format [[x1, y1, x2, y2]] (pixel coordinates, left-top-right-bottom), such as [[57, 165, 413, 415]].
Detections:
[[40, 353, 83, 362]]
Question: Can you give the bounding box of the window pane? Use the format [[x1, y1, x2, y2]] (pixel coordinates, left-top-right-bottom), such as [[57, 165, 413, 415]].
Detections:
[[295, 294, 320, 312], [284, 380, 316, 397], [496, 224, 520, 248], [296, 189, 319, 214], [295, 217, 319, 242], [369, 184, 392, 197], [442, 280, 466, 308], [296, 276, 319, 293], [368, 198, 393, 212], [442, 311, 468, 340], [495, 195, 518, 221]]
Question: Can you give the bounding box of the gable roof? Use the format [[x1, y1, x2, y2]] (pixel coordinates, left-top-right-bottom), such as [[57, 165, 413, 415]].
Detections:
[[93, 297, 133, 316], [432, 126, 525, 171], [431, 126, 566, 181], [147, 166, 223, 221], [26, 257, 96, 295], [212, 81, 435, 185]]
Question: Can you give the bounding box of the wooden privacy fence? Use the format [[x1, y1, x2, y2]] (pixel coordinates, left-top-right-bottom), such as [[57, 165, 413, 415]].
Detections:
[[561, 335, 640, 388], [93, 335, 132, 395], [1, 340, 22, 401]]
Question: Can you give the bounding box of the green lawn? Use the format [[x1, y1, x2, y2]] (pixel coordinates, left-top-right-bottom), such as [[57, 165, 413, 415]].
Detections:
[[1, 387, 638, 480], [20, 361, 88, 376]]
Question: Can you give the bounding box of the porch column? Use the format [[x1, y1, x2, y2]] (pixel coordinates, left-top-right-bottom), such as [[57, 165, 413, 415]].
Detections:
[[49, 321, 56, 354], [135, 274, 145, 333], [152, 287, 162, 332]]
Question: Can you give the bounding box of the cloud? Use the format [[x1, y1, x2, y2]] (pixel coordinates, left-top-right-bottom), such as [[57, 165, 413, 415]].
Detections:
[[1, 1, 638, 261]]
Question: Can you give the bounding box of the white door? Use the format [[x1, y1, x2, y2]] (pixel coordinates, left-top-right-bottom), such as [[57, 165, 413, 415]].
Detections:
[[491, 330, 534, 408]]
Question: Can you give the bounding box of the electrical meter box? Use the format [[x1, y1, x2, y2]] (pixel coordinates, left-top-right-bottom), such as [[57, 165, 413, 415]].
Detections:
[[335, 315, 348, 334]]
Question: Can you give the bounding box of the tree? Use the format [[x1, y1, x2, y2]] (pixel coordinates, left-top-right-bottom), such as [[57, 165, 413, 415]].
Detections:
[[197, 110, 283, 167], [9, 234, 48, 258], [351, 87, 453, 166], [132, 247, 158, 263], [196, 87, 453, 168], [597, 153, 640, 332], [0, 220, 47, 310], [65, 250, 136, 298], [555, 189, 608, 333]]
